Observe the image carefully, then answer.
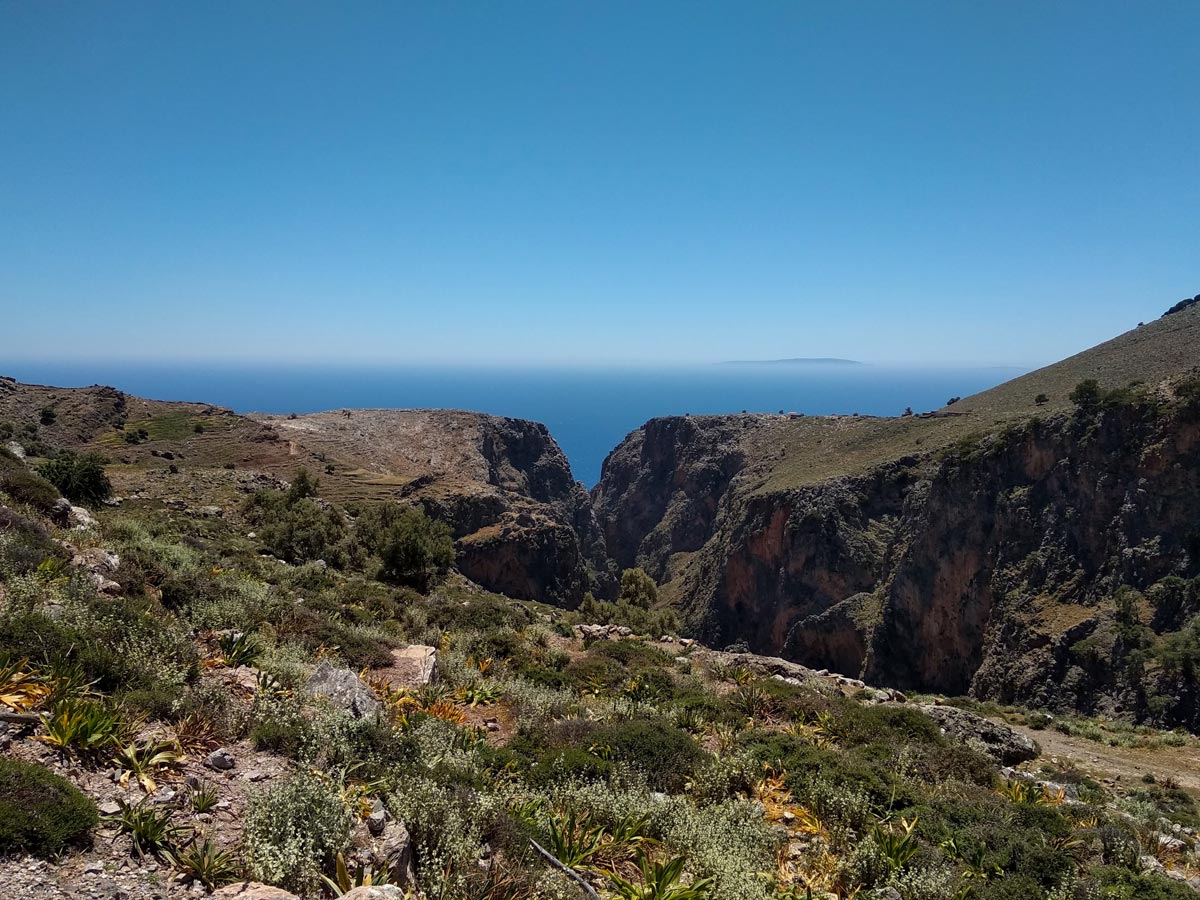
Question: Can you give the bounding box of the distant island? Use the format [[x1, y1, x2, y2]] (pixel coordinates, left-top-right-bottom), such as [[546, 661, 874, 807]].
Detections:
[[718, 356, 864, 366]]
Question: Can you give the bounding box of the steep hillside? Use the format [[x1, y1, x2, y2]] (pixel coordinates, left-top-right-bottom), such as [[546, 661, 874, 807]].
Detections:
[[593, 303, 1200, 725], [255, 409, 615, 604], [0, 380, 614, 606]]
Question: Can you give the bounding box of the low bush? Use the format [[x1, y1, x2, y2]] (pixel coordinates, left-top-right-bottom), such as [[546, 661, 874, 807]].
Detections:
[[529, 747, 614, 786], [0, 506, 66, 575], [0, 449, 61, 513], [36, 450, 112, 506], [0, 758, 98, 855], [360, 504, 455, 590], [592, 718, 706, 792], [243, 770, 354, 894]]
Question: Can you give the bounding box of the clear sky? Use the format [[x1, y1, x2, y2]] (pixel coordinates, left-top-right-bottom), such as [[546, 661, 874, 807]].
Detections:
[[2, 2, 1197, 367]]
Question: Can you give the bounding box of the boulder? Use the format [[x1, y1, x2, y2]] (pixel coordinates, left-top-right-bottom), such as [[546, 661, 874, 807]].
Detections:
[[305, 661, 382, 718], [87, 572, 123, 595], [50, 498, 73, 526], [574, 623, 633, 641], [67, 505, 97, 529], [339, 888, 408, 900], [204, 748, 237, 771], [367, 798, 388, 836], [212, 884, 300, 900], [379, 819, 417, 887], [380, 645, 438, 688], [698, 649, 831, 691], [919, 704, 1039, 766], [72, 547, 120, 573]]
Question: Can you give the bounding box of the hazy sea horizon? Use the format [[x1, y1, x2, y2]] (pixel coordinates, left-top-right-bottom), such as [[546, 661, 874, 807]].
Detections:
[[3, 362, 1028, 486]]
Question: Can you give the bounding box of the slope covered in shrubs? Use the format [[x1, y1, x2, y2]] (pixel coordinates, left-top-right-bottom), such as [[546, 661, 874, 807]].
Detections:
[[1, 435, 1200, 898]]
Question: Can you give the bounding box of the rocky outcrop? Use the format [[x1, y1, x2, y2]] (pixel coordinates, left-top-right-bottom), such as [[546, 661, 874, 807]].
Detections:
[[919, 704, 1039, 766], [304, 662, 382, 719], [213, 883, 301, 900], [593, 387, 1200, 727], [262, 409, 617, 606], [592, 415, 749, 574]]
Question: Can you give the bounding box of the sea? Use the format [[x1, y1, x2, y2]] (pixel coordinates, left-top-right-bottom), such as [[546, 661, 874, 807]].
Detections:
[[3, 363, 1027, 487]]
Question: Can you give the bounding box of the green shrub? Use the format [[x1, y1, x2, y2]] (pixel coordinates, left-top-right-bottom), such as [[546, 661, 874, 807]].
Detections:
[[258, 498, 347, 566], [0, 596, 197, 704], [0, 759, 98, 855], [0, 449, 61, 513], [1070, 379, 1103, 411], [572, 593, 678, 635], [618, 567, 658, 608], [529, 747, 613, 786], [0, 506, 66, 574], [1094, 867, 1200, 899], [36, 450, 111, 506], [365, 505, 455, 590], [592, 718, 706, 792], [244, 770, 354, 894]]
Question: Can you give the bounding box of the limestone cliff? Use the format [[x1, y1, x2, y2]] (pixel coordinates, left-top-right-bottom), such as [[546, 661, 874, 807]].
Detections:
[[593, 305, 1200, 726], [254, 409, 617, 606], [0, 381, 615, 607]]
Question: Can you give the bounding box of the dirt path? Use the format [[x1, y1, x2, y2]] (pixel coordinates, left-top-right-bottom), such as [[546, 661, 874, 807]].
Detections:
[[998, 719, 1200, 794]]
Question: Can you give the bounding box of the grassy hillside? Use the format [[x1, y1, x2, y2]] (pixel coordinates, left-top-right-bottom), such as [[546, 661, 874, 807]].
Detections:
[[752, 303, 1200, 493]]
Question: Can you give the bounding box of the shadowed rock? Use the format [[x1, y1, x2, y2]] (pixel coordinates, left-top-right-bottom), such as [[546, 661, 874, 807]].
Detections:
[[304, 661, 382, 719]]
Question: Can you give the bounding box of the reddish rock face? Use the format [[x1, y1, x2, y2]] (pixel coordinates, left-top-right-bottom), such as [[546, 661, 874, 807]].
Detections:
[[593, 402, 1200, 727]]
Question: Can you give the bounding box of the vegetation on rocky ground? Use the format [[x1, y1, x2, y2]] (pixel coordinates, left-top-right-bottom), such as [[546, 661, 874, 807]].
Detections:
[[1, 446, 1199, 900]]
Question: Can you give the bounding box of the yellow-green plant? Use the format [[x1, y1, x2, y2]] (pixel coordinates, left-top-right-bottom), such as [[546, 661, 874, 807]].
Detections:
[[608, 852, 714, 900], [870, 817, 919, 871], [115, 739, 185, 793], [164, 832, 241, 889], [320, 850, 395, 894], [38, 697, 126, 757], [104, 798, 181, 858], [0, 655, 50, 711]]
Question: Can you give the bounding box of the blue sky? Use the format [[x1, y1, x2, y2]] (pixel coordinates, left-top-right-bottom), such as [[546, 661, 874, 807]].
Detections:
[[2, 2, 1197, 367]]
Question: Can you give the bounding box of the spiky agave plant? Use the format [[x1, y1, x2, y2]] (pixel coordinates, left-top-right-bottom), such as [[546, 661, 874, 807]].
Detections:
[[215, 631, 261, 668], [320, 851, 395, 894], [38, 696, 126, 757], [105, 798, 181, 858], [115, 738, 185, 793], [608, 852, 714, 900], [164, 831, 241, 888], [0, 655, 50, 711], [545, 808, 608, 871], [870, 817, 920, 871]]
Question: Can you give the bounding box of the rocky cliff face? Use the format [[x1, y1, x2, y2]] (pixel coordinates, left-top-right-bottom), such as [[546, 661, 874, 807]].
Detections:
[[593, 385, 1200, 727], [1, 380, 616, 609], [258, 409, 617, 606]]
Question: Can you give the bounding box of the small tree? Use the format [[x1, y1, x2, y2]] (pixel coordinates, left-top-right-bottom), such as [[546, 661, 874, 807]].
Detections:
[[377, 508, 455, 590], [619, 567, 658, 609], [38, 407, 57, 426], [1035, 393, 1049, 405], [37, 451, 111, 506], [1069, 380, 1102, 411], [286, 468, 319, 503]]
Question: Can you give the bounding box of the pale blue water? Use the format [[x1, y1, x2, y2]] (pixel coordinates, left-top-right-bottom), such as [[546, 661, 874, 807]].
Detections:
[[3, 363, 1025, 486]]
